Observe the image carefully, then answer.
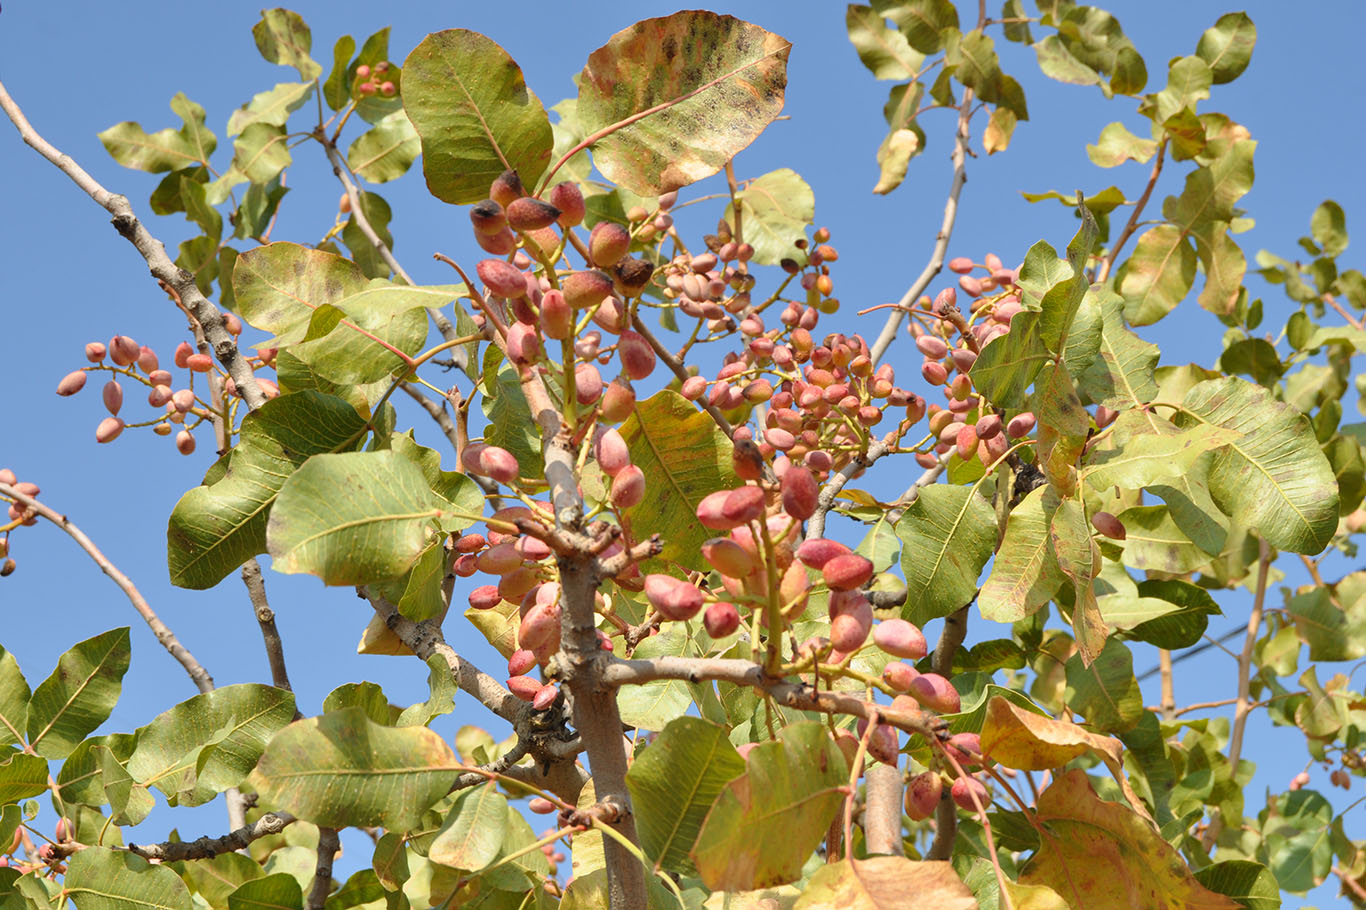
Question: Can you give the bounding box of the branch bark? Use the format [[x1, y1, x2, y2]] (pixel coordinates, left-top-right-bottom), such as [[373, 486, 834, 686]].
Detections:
[[0, 78, 265, 409], [868, 86, 977, 366], [241, 558, 294, 694], [863, 762, 904, 855], [306, 827, 340, 910], [125, 812, 295, 861], [1, 482, 213, 694], [927, 604, 970, 860]]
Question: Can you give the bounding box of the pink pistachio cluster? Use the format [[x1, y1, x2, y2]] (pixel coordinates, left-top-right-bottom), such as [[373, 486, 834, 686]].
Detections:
[[55, 322, 278, 455], [354, 60, 398, 98]]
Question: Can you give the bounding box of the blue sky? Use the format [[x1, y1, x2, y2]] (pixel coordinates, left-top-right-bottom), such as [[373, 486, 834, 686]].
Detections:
[[1, 1, 1364, 903]]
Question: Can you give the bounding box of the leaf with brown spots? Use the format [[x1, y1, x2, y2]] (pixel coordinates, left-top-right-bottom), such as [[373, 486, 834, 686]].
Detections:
[[691, 721, 846, 891], [576, 11, 790, 195], [1020, 770, 1239, 909]]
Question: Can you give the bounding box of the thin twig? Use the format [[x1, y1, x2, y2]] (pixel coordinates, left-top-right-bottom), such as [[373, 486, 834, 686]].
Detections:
[[1096, 142, 1166, 284], [926, 603, 971, 860], [806, 438, 892, 540], [1158, 649, 1175, 721], [241, 558, 294, 694], [0, 483, 213, 694], [1323, 292, 1364, 331], [0, 78, 265, 409], [629, 314, 734, 438], [868, 85, 977, 365]]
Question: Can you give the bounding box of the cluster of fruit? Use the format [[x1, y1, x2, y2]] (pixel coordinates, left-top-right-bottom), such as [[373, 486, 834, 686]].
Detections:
[[0, 466, 29, 576], [55, 325, 280, 453], [354, 60, 397, 97]]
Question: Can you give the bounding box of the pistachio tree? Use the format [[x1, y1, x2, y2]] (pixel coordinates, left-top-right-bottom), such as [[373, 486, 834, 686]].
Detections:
[[1, 3, 1362, 908]]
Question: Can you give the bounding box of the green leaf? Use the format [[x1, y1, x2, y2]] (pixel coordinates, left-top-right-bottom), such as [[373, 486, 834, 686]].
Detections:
[[396, 654, 458, 728], [846, 5, 924, 80], [227, 874, 302, 910], [1118, 225, 1197, 325], [628, 717, 746, 875], [98, 746, 153, 826], [341, 191, 395, 281], [233, 177, 288, 242], [0, 751, 48, 804], [323, 682, 391, 726], [1287, 584, 1366, 662], [479, 347, 542, 481], [401, 29, 553, 205], [231, 124, 292, 184], [979, 486, 1064, 624], [428, 784, 508, 872], [874, 0, 959, 54], [1064, 638, 1142, 733], [1051, 497, 1106, 663], [99, 93, 215, 172], [1115, 505, 1210, 574], [896, 485, 996, 626], [347, 111, 421, 183], [1082, 412, 1236, 492], [127, 684, 296, 807], [1128, 579, 1220, 649], [168, 391, 369, 589], [969, 310, 1050, 408], [65, 848, 192, 910], [621, 391, 740, 573], [1193, 861, 1279, 910], [1310, 199, 1348, 258], [1163, 139, 1255, 234], [1087, 122, 1157, 168], [1038, 199, 1099, 354], [0, 648, 29, 751], [724, 169, 814, 266], [691, 721, 846, 891], [1195, 12, 1256, 85], [1180, 377, 1339, 554], [1078, 295, 1159, 408], [27, 628, 130, 760], [371, 832, 410, 891], [576, 11, 791, 195], [247, 707, 458, 831], [323, 35, 357, 112], [267, 451, 438, 585], [388, 432, 484, 535], [617, 622, 700, 731], [226, 82, 314, 136], [252, 9, 320, 80]]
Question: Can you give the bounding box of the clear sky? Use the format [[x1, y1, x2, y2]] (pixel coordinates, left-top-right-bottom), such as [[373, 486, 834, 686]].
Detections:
[[1, 1, 1363, 904]]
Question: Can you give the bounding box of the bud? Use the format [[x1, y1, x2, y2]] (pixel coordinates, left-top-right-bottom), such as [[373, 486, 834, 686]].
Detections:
[[506, 197, 561, 232], [476, 259, 528, 299], [84, 342, 107, 363], [137, 346, 159, 373], [1091, 511, 1127, 540], [644, 574, 705, 621], [469, 199, 507, 236], [56, 371, 87, 396], [781, 466, 818, 520], [186, 353, 214, 372], [102, 380, 123, 415], [905, 771, 944, 820], [703, 602, 741, 638], [595, 428, 631, 477], [948, 256, 975, 274], [951, 775, 989, 811], [721, 486, 765, 525], [175, 430, 196, 455], [822, 553, 874, 591], [702, 538, 756, 578], [610, 464, 646, 509], [883, 661, 918, 692], [909, 673, 960, 713], [538, 289, 573, 340], [469, 585, 502, 610], [589, 222, 632, 269], [795, 537, 850, 569], [475, 446, 521, 484], [490, 170, 525, 208], [110, 335, 140, 366], [173, 341, 194, 368], [548, 182, 585, 226], [95, 417, 124, 443], [476, 227, 517, 255], [600, 381, 635, 423], [508, 675, 542, 702], [873, 619, 927, 659], [617, 330, 656, 380], [1006, 412, 1036, 438]]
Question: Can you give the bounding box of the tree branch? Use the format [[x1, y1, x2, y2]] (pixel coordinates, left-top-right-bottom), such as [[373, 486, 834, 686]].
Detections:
[[863, 762, 904, 856], [306, 827, 340, 910], [927, 604, 970, 861], [868, 86, 977, 365], [630, 313, 734, 438], [241, 558, 294, 694], [601, 657, 943, 740], [0, 482, 213, 694], [0, 78, 265, 409], [806, 438, 892, 540], [125, 812, 295, 861], [317, 133, 466, 361], [1096, 142, 1166, 284]]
